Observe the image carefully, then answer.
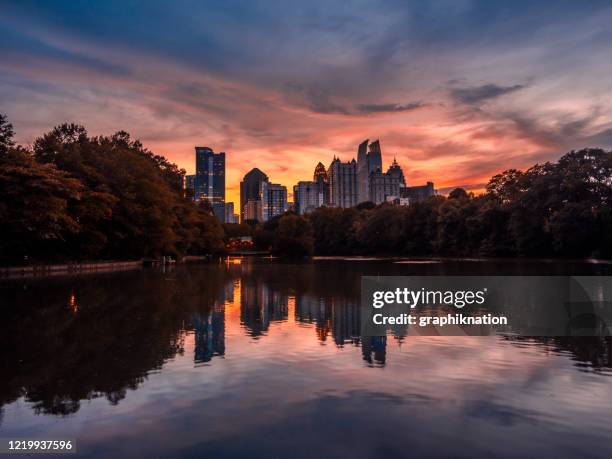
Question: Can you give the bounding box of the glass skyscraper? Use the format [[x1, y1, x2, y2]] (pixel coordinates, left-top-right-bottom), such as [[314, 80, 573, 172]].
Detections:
[[239, 168, 287, 222], [194, 146, 225, 221]]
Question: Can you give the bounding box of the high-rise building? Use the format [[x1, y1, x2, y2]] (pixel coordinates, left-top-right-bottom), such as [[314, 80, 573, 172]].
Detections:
[[240, 168, 286, 222], [313, 162, 330, 205], [194, 146, 225, 221], [355, 139, 384, 204], [387, 158, 406, 187], [328, 157, 358, 208], [225, 202, 238, 224], [244, 199, 263, 221], [294, 181, 324, 214], [367, 140, 383, 175], [368, 158, 406, 204], [265, 183, 288, 220], [314, 162, 328, 183], [294, 162, 329, 215], [356, 139, 370, 203], [369, 170, 402, 204], [240, 168, 268, 222]]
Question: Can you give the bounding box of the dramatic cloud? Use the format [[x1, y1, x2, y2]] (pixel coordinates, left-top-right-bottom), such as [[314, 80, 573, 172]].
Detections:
[[2, 0, 612, 203], [451, 84, 526, 104], [356, 102, 426, 114]]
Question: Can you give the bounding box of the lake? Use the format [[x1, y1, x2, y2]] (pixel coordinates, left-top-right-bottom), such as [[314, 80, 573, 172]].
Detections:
[[1, 257, 612, 458]]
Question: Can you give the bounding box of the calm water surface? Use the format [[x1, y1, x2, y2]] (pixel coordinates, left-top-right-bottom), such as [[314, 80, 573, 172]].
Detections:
[[1, 258, 612, 458]]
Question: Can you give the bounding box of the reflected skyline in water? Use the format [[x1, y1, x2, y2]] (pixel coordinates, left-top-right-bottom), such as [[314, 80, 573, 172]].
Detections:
[[1, 257, 612, 458]]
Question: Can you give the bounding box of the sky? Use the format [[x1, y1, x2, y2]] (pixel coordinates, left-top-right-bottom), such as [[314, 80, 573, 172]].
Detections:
[[2, 0, 612, 204]]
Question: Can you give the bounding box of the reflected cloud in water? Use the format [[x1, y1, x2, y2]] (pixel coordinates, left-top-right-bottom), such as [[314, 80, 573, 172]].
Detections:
[[1, 257, 611, 458]]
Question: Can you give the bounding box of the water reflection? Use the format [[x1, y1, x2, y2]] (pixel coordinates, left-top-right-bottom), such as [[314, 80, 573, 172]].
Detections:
[[0, 259, 612, 440]]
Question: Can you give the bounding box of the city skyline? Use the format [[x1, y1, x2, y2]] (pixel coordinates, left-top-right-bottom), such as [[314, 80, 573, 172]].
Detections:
[[186, 137, 431, 222], [3, 1, 612, 205]]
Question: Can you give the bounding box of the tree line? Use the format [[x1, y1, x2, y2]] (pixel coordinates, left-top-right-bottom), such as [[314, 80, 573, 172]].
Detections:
[[2, 113, 611, 263], [246, 148, 612, 259], [0, 114, 225, 265]]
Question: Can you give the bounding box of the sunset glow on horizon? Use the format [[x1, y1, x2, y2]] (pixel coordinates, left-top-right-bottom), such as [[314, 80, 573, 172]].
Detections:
[[2, 1, 612, 204]]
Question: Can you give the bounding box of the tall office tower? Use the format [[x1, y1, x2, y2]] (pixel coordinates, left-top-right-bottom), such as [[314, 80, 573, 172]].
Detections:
[[240, 168, 269, 222], [386, 157, 406, 187], [294, 181, 323, 214], [367, 140, 383, 176], [225, 202, 238, 224], [313, 162, 330, 205], [194, 146, 225, 221], [355, 139, 384, 204], [265, 183, 288, 220], [356, 139, 370, 203], [369, 169, 403, 204], [244, 200, 263, 221], [328, 157, 358, 208]]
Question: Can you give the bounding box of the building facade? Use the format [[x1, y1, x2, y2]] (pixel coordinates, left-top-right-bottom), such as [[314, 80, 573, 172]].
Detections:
[[400, 182, 436, 203], [193, 146, 225, 221], [265, 183, 288, 220], [243, 200, 262, 222], [240, 168, 287, 222], [294, 181, 323, 214], [225, 202, 238, 224], [356, 139, 370, 203], [355, 139, 384, 204], [368, 158, 406, 204], [240, 168, 269, 222], [328, 157, 358, 208], [294, 162, 329, 215], [313, 162, 330, 205]]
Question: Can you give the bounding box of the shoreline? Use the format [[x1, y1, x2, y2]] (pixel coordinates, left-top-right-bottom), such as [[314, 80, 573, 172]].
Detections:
[[2, 255, 611, 280], [0, 260, 145, 279]]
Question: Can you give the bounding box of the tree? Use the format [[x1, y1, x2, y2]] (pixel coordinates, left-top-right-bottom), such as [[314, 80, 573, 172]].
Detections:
[[222, 222, 253, 240], [273, 214, 314, 256], [0, 118, 226, 263], [356, 204, 404, 254], [0, 114, 15, 155], [448, 187, 469, 200], [0, 154, 84, 263], [308, 207, 361, 255]]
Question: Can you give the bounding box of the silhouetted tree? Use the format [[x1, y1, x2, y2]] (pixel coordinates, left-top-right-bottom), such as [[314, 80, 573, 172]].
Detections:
[[0, 116, 225, 264], [273, 214, 314, 256]]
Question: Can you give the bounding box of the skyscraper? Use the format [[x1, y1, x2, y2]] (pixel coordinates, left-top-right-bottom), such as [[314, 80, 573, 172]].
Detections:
[[225, 202, 238, 224], [387, 157, 406, 187], [240, 168, 268, 222], [240, 168, 286, 222], [294, 181, 323, 214], [294, 162, 329, 215], [313, 162, 330, 205], [356, 139, 384, 204], [369, 170, 402, 204], [367, 140, 383, 175], [194, 146, 225, 221], [356, 139, 369, 203], [328, 157, 358, 208], [265, 183, 288, 219]]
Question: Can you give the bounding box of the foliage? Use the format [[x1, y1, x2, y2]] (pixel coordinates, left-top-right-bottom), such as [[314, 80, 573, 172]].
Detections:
[[222, 222, 253, 240], [274, 214, 314, 256], [2, 112, 611, 261], [303, 148, 612, 259], [0, 116, 225, 264]]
